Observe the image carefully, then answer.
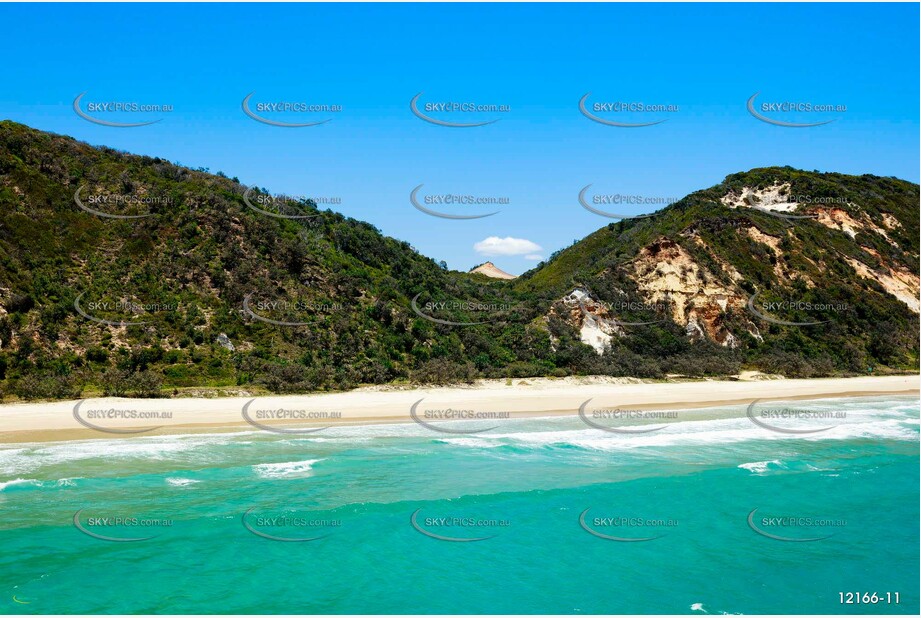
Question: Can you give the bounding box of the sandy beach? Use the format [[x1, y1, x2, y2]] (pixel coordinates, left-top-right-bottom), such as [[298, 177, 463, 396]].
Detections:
[[0, 374, 916, 443]]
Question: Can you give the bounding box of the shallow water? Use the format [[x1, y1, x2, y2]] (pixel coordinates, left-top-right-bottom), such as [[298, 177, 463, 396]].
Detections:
[[1, 395, 918, 614]]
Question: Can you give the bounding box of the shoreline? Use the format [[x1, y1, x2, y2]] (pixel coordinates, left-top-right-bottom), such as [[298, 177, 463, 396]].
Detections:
[[0, 374, 917, 444]]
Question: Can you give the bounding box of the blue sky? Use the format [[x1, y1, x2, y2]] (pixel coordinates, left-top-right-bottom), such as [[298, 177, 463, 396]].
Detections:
[[1, 3, 918, 274]]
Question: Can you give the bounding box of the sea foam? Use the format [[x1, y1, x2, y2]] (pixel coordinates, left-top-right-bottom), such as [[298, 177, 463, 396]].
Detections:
[[252, 459, 323, 479]]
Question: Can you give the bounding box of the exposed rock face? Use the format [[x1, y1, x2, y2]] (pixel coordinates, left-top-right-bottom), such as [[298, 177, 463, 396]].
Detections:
[[744, 226, 790, 280], [545, 237, 768, 352], [812, 206, 901, 247], [844, 257, 920, 313], [550, 288, 624, 354], [544, 183, 918, 356], [469, 261, 516, 280], [880, 213, 902, 230], [813, 207, 863, 239], [721, 182, 802, 214], [629, 238, 755, 347], [215, 333, 235, 351], [722, 183, 904, 248]]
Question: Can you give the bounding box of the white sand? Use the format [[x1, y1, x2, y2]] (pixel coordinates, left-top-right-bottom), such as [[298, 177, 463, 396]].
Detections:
[[0, 374, 916, 443]]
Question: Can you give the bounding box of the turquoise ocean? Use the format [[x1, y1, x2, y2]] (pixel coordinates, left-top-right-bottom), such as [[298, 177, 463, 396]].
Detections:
[[1, 395, 918, 614]]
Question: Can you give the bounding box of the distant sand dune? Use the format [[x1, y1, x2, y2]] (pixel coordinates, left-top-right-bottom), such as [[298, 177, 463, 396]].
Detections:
[[469, 261, 516, 279]]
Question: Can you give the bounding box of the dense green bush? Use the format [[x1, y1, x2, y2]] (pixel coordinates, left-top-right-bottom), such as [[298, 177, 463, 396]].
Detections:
[[411, 358, 478, 385], [13, 372, 83, 400], [0, 123, 917, 400]]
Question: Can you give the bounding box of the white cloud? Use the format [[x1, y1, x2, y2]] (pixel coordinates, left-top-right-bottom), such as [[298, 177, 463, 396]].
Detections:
[[474, 236, 543, 257], [524, 254, 544, 261]]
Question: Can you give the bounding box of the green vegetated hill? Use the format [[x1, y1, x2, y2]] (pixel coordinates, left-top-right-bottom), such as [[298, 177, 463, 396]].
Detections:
[[0, 120, 917, 400]]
